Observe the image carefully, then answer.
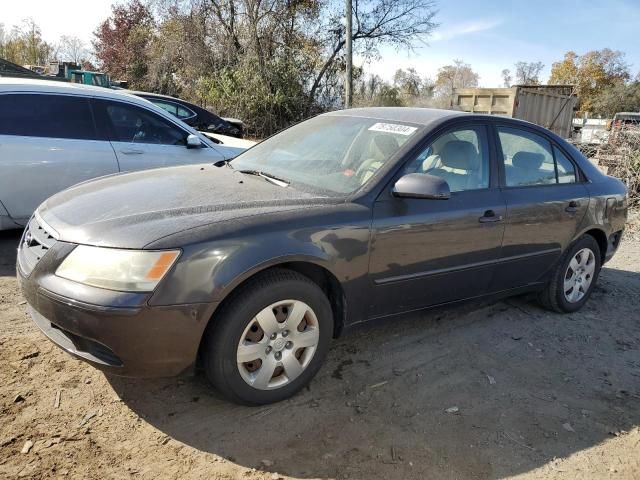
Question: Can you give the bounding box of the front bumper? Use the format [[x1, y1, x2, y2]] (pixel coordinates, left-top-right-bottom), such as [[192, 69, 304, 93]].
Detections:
[[17, 221, 217, 377]]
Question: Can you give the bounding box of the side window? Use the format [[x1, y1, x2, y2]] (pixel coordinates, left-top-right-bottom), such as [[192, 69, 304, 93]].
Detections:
[[150, 99, 194, 120], [554, 146, 577, 184], [151, 99, 178, 117], [0, 93, 97, 140], [98, 100, 188, 145], [176, 105, 195, 119], [403, 126, 490, 192], [498, 128, 556, 187]]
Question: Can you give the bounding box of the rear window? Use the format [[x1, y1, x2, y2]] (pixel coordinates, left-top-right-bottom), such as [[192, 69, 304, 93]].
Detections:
[[0, 93, 97, 140], [150, 99, 195, 120]]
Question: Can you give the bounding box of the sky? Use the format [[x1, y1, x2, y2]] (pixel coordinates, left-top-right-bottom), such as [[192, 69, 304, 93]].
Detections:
[[362, 0, 640, 86], [2, 0, 640, 87]]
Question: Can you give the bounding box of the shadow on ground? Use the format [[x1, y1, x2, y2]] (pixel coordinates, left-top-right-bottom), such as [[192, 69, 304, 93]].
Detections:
[[108, 264, 640, 479], [0, 229, 21, 277]]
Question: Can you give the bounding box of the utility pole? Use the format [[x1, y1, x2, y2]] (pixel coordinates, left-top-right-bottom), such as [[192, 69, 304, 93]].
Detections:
[[345, 0, 353, 108]]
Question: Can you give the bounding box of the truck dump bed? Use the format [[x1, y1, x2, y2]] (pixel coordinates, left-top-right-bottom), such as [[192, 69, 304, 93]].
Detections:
[[452, 85, 577, 138]]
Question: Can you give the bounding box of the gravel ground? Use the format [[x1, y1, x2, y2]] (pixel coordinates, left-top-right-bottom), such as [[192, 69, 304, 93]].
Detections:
[[1, 224, 639, 480]]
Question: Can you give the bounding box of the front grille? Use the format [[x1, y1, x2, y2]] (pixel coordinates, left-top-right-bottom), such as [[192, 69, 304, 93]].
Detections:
[[19, 214, 58, 275]]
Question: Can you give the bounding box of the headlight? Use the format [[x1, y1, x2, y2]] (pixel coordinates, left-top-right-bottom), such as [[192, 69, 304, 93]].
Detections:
[[56, 246, 180, 292]]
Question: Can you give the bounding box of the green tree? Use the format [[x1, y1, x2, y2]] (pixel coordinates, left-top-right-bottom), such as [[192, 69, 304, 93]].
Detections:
[[592, 80, 640, 116]]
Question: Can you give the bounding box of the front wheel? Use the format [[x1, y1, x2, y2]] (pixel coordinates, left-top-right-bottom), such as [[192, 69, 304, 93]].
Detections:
[[202, 269, 333, 405], [538, 235, 602, 313]]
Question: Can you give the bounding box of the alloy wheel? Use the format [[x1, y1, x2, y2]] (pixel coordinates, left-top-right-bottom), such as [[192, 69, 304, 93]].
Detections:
[[236, 299, 319, 390], [563, 248, 596, 303]]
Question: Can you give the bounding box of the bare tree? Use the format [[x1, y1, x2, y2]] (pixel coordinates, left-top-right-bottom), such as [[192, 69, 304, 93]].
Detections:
[[435, 59, 479, 98], [59, 35, 87, 64], [514, 61, 544, 85], [501, 68, 512, 87], [393, 68, 422, 97], [308, 0, 438, 109], [0, 23, 7, 59], [110, 0, 439, 136], [1, 19, 54, 65]]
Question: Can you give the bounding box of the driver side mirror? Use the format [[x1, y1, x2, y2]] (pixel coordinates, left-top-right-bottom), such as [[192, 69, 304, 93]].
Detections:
[[186, 134, 203, 149], [392, 173, 450, 200]]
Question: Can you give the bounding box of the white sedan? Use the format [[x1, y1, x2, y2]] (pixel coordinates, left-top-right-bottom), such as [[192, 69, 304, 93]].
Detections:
[[0, 78, 249, 230]]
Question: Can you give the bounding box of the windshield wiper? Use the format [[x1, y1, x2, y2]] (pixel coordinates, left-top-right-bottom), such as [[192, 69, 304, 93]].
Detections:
[[236, 169, 290, 187]]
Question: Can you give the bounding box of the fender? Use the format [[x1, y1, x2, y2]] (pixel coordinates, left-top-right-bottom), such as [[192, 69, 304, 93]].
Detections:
[[148, 219, 372, 315], [213, 251, 336, 304]]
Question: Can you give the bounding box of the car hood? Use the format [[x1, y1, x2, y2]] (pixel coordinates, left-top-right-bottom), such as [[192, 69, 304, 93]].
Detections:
[[200, 131, 257, 149], [38, 164, 335, 249]]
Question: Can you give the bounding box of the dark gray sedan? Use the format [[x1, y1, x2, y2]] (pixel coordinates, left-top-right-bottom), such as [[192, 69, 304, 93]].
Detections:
[[18, 108, 627, 405]]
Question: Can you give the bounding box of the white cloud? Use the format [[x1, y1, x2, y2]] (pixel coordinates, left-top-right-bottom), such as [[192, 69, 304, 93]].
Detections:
[[431, 18, 503, 42]]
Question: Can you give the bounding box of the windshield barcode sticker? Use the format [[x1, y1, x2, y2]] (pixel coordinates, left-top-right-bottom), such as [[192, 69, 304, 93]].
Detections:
[[368, 123, 417, 136]]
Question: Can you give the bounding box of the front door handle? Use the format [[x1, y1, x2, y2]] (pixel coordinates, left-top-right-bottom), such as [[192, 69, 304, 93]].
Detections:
[[120, 149, 144, 155], [479, 210, 503, 223], [565, 201, 580, 213]]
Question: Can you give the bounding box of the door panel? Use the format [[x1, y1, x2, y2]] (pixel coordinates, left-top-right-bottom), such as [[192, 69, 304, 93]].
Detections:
[[490, 126, 590, 290], [92, 98, 223, 172], [0, 136, 119, 221], [369, 190, 506, 317], [368, 124, 506, 318], [111, 142, 219, 172], [0, 93, 119, 222], [490, 184, 589, 290]]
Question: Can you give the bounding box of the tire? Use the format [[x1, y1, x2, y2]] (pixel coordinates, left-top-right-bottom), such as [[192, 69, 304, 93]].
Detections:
[[538, 235, 602, 313], [202, 268, 333, 405]]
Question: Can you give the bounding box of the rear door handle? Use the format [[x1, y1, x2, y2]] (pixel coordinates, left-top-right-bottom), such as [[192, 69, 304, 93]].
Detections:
[[565, 201, 580, 213], [479, 210, 503, 223], [120, 149, 144, 155]]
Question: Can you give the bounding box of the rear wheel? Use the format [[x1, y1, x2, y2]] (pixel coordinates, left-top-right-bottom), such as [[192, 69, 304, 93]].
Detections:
[[202, 269, 333, 405], [538, 235, 601, 313]]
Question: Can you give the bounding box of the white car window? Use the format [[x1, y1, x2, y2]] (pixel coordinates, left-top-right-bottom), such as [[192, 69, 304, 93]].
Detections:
[[99, 101, 189, 146], [0, 93, 97, 140]]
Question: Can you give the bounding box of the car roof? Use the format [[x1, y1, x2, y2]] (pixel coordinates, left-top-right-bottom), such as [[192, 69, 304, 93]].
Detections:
[[128, 90, 182, 101], [323, 107, 468, 126], [0, 77, 156, 109], [325, 107, 572, 137], [128, 90, 204, 110]]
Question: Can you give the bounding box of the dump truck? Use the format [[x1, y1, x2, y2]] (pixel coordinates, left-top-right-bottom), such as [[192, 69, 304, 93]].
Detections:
[[48, 61, 111, 87], [1, 58, 119, 88], [451, 85, 577, 138]]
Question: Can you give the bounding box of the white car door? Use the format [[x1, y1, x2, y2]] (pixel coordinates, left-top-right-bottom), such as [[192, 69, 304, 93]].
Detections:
[[0, 93, 119, 224], [92, 98, 225, 172]]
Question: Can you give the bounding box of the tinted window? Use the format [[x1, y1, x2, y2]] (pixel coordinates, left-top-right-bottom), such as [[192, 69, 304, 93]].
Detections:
[[176, 105, 194, 119], [0, 93, 97, 140], [98, 100, 188, 145], [498, 128, 556, 187], [554, 146, 576, 184], [151, 99, 195, 120], [151, 99, 177, 116], [404, 127, 490, 192]]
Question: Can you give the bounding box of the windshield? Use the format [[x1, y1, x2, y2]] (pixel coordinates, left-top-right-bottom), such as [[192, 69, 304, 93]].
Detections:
[[231, 115, 419, 195]]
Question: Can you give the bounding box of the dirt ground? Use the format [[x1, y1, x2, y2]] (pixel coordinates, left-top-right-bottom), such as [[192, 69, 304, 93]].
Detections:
[[1, 218, 639, 480]]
